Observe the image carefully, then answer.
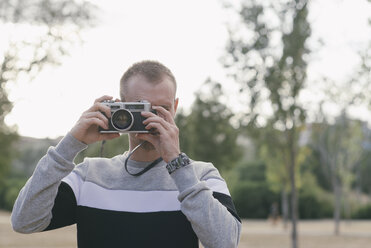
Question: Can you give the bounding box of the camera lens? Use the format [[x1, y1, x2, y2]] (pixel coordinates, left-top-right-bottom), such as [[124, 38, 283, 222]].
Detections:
[[111, 109, 133, 131]]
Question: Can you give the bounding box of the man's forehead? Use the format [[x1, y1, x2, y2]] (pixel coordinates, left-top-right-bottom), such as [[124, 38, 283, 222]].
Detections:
[[129, 74, 175, 87], [125, 75, 176, 97]]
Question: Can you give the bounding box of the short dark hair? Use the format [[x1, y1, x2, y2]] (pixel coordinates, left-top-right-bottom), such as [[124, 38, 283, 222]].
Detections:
[[120, 60, 177, 100]]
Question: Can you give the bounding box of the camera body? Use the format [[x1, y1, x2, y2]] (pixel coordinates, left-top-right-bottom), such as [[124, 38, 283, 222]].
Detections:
[[99, 100, 155, 133]]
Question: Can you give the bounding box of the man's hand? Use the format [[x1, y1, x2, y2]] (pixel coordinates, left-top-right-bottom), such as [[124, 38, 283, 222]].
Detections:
[[137, 106, 180, 163], [70, 95, 120, 144]]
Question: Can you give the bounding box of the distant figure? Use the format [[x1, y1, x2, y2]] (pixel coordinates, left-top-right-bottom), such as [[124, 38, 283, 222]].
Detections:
[[269, 202, 281, 225]]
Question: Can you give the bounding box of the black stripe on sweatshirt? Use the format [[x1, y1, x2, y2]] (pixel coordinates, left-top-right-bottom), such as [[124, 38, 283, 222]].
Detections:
[[76, 206, 198, 248], [44, 181, 77, 231], [213, 191, 241, 223]]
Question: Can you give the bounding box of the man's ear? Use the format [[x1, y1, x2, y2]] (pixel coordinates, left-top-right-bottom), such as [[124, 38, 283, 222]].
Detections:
[[173, 98, 179, 116]]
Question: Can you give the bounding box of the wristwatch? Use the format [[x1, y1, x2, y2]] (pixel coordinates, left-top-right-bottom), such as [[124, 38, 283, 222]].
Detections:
[[166, 153, 191, 174]]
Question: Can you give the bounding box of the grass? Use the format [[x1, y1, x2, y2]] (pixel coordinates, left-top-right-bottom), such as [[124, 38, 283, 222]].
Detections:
[[1, 211, 371, 248]]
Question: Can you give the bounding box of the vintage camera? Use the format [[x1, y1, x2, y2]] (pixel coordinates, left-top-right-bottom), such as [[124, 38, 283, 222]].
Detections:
[[99, 100, 155, 133]]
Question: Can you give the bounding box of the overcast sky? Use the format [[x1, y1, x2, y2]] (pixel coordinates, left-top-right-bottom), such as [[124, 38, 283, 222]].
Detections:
[[4, 0, 371, 139]]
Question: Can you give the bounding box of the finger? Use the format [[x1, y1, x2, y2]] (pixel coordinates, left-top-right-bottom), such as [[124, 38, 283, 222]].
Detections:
[[144, 122, 168, 135], [141, 111, 173, 130], [87, 102, 111, 118], [83, 111, 109, 127], [94, 95, 113, 104], [83, 111, 108, 120], [152, 106, 175, 125], [83, 117, 109, 130], [142, 115, 170, 130], [141, 111, 157, 118]]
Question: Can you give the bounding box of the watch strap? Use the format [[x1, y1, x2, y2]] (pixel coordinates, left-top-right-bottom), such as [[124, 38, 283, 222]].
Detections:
[[166, 153, 191, 174]]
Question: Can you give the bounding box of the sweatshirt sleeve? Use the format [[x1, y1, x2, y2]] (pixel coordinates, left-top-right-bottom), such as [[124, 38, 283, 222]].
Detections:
[[11, 132, 87, 233], [170, 162, 241, 248]]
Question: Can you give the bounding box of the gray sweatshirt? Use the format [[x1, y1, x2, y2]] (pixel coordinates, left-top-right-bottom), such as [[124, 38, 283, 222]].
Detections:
[[11, 133, 241, 248]]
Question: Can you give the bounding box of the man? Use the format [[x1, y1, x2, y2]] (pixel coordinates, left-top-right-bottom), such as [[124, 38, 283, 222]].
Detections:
[[11, 61, 241, 248]]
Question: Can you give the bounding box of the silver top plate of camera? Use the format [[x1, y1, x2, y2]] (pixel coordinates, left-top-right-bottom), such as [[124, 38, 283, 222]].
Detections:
[[101, 100, 151, 112]]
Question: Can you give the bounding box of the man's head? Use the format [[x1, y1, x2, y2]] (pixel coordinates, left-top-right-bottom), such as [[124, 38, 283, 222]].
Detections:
[[120, 60, 177, 102], [120, 60, 179, 152]]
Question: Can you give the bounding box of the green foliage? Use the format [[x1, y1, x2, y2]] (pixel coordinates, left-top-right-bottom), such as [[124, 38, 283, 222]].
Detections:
[[0, 177, 27, 210], [352, 204, 371, 219], [0, 115, 18, 210], [298, 191, 333, 219], [230, 159, 334, 219], [256, 123, 298, 193], [0, 132, 18, 183], [300, 147, 332, 191], [359, 153, 371, 194], [236, 160, 266, 182], [176, 79, 243, 171], [310, 116, 368, 194], [233, 180, 278, 218], [229, 160, 279, 219], [298, 172, 333, 219]]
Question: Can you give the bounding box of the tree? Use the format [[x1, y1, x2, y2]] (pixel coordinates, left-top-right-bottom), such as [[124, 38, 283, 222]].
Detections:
[[0, 0, 97, 209], [176, 79, 242, 172], [310, 114, 367, 235], [1, 0, 97, 86], [223, 1, 311, 247], [257, 122, 302, 228], [311, 9, 371, 229]]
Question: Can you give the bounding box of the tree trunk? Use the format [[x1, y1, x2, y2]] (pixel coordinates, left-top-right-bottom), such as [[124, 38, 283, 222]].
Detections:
[[281, 190, 289, 229], [289, 128, 298, 248], [333, 178, 342, 235], [290, 163, 298, 248], [343, 190, 352, 226]]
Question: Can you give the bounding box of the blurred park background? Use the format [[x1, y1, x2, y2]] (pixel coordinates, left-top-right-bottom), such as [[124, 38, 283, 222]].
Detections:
[[0, 0, 370, 247]]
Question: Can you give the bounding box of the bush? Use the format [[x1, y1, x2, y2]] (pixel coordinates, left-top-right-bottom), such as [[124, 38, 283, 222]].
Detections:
[[298, 190, 333, 219], [232, 181, 279, 219], [0, 178, 27, 211], [229, 160, 279, 219], [352, 204, 371, 219], [230, 161, 336, 219], [298, 172, 333, 219]]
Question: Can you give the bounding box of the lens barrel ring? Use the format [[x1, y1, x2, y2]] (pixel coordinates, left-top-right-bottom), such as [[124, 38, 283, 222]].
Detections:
[[111, 109, 134, 131]]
